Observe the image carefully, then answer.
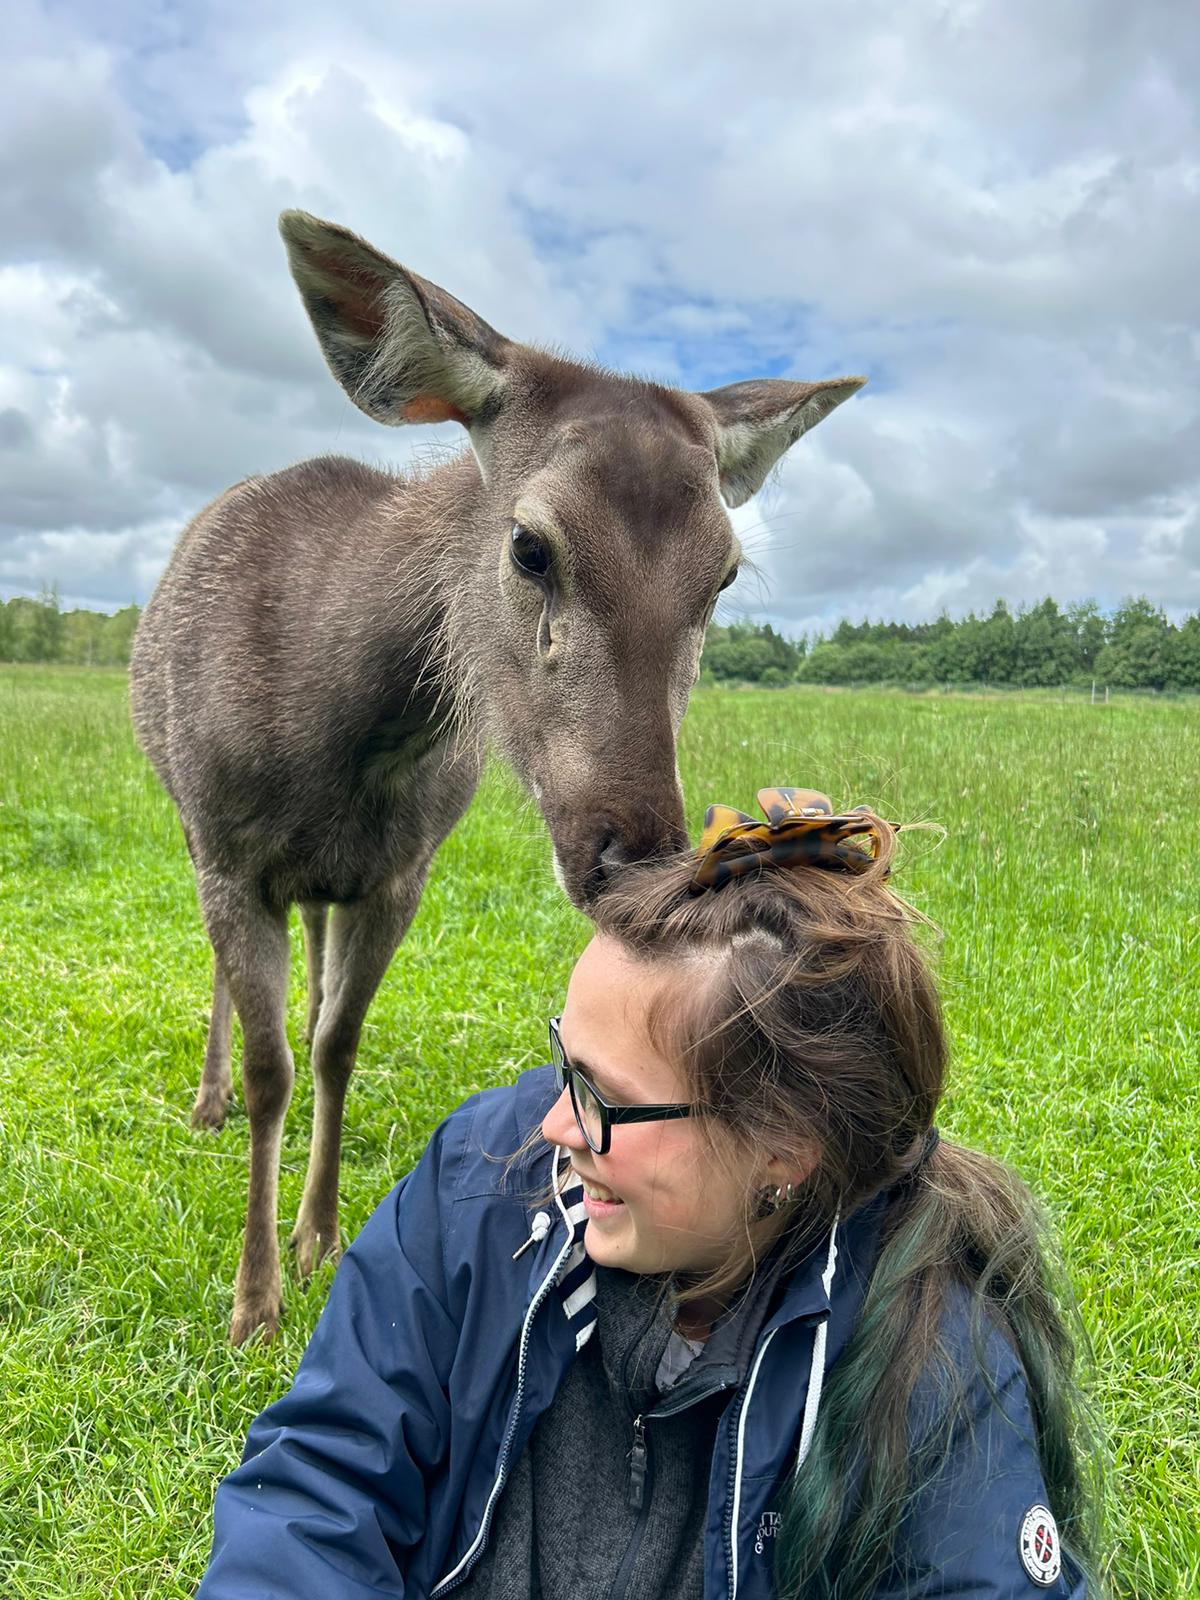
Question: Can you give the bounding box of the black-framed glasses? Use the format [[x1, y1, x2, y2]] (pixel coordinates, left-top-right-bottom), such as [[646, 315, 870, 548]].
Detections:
[[548, 1016, 694, 1156]]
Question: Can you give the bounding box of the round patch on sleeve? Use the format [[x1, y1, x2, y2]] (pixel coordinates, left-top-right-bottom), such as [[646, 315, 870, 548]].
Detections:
[[1018, 1504, 1062, 1587]]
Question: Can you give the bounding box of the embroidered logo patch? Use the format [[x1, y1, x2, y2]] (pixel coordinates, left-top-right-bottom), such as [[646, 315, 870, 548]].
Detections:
[[1019, 1504, 1061, 1587], [754, 1510, 781, 1555]]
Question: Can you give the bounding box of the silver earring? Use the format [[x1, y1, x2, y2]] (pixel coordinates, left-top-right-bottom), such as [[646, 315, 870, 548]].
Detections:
[[755, 1182, 799, 1219]]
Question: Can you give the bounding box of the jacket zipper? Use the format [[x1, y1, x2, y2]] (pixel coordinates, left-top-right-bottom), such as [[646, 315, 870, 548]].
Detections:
[[627, 1414, 648, 1510], [607, 1414, 654, 1600], [722, 1391, 747, 1600], [724, 1324, 778, 1599], [429, 1228, 578, 1597], [610, 1362, 738, 1597]]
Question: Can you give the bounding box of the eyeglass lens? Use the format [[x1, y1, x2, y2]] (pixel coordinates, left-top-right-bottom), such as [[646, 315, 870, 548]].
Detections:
[[569, 1074, 604, 1153], [551, 1020, 605, 1153]]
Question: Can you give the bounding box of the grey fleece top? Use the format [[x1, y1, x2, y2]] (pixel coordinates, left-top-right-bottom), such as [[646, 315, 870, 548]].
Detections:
[[456, 1253, 790, 1600]]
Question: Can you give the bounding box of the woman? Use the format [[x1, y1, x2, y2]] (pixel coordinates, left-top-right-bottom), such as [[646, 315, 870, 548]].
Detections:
[[196, 789, 1098, 1599]]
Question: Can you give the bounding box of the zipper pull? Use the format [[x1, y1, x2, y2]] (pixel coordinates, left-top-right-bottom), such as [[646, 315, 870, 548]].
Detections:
[[512, 1210, 552, 1261], [628, 1415, 647, 1510]]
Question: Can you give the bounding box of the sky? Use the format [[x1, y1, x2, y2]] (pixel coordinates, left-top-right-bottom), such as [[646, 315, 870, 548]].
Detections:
[[2, 0, 1198, 636]]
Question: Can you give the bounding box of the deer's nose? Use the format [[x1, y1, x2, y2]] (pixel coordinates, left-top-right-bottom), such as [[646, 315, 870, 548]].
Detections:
[[589, 818, 689, 893], [597, 832, 631, 879]]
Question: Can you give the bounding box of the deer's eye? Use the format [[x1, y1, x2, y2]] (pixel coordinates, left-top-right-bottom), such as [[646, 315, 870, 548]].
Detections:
[[717, 565, 738, 592], [510, 523, 551, 580]]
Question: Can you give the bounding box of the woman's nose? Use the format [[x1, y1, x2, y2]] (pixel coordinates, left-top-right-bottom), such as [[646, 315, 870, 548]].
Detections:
[[541, 1084, 584, 1150]]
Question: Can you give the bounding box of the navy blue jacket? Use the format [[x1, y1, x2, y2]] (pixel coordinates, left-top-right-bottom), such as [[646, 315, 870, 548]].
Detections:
[[197, 1068, 1086, 1599]]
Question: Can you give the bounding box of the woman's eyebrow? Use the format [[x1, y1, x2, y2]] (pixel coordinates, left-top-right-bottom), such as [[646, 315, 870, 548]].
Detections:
[[563, 1043, 625, 1101]]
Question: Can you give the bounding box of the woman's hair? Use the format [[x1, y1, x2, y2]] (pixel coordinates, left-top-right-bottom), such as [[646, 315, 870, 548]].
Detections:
[[589, 820, 1102, 1598]]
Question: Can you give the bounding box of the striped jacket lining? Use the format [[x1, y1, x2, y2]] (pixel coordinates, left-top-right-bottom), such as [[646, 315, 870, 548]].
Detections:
[[554, 1170, 598, 1352]]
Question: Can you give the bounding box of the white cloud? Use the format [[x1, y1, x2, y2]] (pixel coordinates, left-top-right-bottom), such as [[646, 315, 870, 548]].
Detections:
[[1, 0, 1198, 622], [0, 22, 605, 602]]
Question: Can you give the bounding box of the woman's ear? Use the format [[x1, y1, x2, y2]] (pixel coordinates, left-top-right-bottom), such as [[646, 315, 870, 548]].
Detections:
[[761, 1142, 821, 1193]]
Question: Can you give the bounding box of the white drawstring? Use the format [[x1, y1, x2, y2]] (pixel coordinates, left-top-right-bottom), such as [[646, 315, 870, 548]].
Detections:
[[794, 1212, 840, 1477]]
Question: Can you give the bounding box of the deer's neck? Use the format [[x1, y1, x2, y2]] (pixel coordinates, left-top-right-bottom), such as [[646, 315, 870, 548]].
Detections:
[[361, 452, 493, 727]]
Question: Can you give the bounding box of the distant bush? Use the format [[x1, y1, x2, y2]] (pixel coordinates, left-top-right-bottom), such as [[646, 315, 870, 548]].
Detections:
[[703, 622, 803, 684]]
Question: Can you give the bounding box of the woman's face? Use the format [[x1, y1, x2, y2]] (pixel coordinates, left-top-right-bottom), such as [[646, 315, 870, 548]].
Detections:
[[541, 934, 785, 1278]]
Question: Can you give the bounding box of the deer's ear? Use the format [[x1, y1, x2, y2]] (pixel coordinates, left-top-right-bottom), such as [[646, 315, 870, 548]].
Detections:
[[279, 210, 510, 431], [699, 376, 866, 508]]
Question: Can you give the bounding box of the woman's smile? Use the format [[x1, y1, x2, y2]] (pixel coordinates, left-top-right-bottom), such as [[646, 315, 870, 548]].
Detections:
[[571, 1165, 625, 1216]]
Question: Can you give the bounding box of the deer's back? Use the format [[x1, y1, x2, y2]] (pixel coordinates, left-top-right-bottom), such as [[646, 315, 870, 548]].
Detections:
[[131, 456, 473, 897]]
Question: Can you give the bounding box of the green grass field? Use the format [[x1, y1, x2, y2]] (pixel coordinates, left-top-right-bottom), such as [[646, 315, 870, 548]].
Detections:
[[1, 665, 1195, 1597]]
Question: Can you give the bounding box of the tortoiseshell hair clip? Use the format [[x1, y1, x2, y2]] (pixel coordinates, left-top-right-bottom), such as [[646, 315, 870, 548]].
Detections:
[[689, 787, 897, 894]]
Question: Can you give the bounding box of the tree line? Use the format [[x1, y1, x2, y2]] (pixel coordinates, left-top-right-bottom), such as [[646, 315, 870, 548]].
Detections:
[[4, 586, 1199, 692], [1, 588, 141, 666], [704, 597, 1200, 692]]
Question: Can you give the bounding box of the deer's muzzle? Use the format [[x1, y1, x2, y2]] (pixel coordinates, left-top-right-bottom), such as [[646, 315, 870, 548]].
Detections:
[[552, 799, 688, 908]]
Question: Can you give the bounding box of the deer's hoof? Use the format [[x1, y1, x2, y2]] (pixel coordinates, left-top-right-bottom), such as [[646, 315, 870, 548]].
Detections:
[[229, 1293, 283, 1347], [290, 1219, 342, 1280], [191, 1087, 230, 1131]]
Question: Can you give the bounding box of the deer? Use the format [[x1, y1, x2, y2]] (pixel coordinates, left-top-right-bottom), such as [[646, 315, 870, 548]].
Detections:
[[128, 210, 865, 1343]]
